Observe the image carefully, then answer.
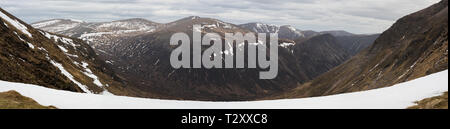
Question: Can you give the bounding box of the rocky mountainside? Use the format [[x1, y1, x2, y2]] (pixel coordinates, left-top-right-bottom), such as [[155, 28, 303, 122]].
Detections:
[[1, 8, 142, 97], [275, 0, 448, 99]]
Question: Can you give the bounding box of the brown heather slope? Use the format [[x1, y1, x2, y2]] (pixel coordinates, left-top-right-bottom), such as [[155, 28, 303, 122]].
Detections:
[[274, 0, 448, 99], [0, 90, 55, 109], [0, 8, 144, 97]]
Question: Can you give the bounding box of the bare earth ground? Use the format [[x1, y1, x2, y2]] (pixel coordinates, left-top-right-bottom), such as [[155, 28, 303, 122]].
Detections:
[[0, 90, 56, 109]]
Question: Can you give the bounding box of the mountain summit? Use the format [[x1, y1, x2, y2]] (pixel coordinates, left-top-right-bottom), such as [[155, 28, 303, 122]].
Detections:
[[1, 8, 142, 97]]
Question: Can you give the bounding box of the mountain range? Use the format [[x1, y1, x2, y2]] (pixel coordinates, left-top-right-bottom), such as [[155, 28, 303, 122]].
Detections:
[[273, 0, 448, 99]]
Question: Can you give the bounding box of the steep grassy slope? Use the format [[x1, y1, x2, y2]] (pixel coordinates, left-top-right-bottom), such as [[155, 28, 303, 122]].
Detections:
[[275, 0, 448, 99], [335, 34, 380, 55], [1, 8, 143, 97]]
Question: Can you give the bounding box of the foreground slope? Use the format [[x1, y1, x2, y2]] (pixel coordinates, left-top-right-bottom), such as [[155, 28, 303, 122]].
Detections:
[[275, 0, 448, 99], [0, 70, 447, 109], [0, 90, 55, 109], [1, 8, 139, 96]]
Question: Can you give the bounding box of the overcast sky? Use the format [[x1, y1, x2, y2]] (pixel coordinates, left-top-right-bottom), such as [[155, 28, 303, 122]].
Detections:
[[0, 0, 441, 34]]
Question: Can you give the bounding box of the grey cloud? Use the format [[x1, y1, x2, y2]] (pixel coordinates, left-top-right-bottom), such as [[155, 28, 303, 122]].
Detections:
[[0, 0, 441, 34]]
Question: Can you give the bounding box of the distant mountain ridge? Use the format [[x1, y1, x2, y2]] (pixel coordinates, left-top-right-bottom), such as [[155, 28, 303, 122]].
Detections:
[[238, 22, 364, 38]]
